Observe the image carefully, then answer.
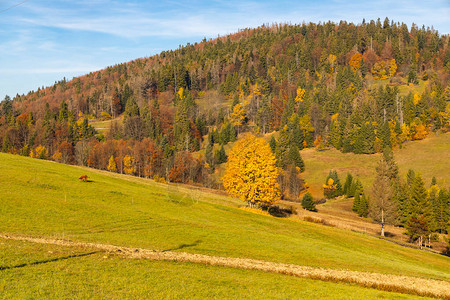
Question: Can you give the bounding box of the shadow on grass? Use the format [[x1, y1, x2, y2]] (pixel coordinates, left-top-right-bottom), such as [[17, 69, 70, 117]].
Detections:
[[162, 240, 202, 252], [0, 251, 100, 271]]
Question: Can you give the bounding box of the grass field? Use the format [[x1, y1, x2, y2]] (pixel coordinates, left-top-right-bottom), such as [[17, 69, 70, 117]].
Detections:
[[1, 152, 449, 286], [0, 239, 431, 299], [301, 132, 450, 198]]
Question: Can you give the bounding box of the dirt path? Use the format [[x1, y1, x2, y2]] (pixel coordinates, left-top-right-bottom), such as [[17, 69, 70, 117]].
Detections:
[[1, 233, 449, 299]]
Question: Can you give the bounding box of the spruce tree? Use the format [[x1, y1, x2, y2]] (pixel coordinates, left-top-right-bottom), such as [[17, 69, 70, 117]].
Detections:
[[343, 173, 353, 197], [215, 145, 227, 164], [288, 145, 305, 172], [302, 192, 316, 211], [358, 193, 369, 217], [269, 136, 277, 153], [353, 191, 361, 212]]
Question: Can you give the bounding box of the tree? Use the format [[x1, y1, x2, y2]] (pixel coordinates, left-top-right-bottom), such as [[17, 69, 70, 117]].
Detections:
[[323, 170, 342, 198], [358, 192, 369, 217], [370, 159, 396, 236], [302, 192, 316, 211], [123, 155, 134, 174], [222, 134, 281, 207], [343, 173, 353, 197], [107, 155, 117, 172], [215, 145, 227, 164]]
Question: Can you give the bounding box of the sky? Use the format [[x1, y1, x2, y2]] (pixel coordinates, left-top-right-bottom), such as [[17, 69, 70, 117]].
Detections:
[[1, 0, 449, 100]]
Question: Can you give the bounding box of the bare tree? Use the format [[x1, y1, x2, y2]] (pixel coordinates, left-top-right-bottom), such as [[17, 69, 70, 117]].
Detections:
[[370, 159, 397, 236]]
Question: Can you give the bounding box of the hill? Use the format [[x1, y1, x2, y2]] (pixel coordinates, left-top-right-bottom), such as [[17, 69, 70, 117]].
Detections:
[[0, 153, 449, 298]]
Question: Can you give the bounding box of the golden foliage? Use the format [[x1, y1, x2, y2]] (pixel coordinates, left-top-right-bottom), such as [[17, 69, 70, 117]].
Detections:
[[349, 53, 363, 72], [107, 155, 117, 172], [230, 103, 246, 126], [222, 134, 281, 207], [413, 93, 421, 105], [389, 59, 397, 77], [294, 87, 306, 102], [123, 155, 134, 174]]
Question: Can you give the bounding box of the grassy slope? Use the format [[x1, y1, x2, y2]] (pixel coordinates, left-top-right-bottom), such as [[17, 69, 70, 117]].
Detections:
[[0, 153, 449, 283], [0, 240, 427, 299], [301, 132, 450, 198]]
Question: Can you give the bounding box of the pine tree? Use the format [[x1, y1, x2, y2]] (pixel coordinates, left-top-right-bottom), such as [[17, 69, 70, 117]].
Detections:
[[343, 173, 353, 197], [215, 145, 227, 164], [269, 136, 276, 153], [323, 170, 343, 198], [358, 192, 369, 217], [405, 174, 433, 241], [302, 192, 317, 211], [353, 191, 361, 212], [287, 145, 305, 172]]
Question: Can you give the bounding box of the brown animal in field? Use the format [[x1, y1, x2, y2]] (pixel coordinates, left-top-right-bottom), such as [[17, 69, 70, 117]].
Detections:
[[79, 175, 88, 182]]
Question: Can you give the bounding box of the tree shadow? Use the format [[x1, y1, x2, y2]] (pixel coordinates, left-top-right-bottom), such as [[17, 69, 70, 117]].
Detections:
[[162, 240, 202, 252], [0, 251, 100, 271]]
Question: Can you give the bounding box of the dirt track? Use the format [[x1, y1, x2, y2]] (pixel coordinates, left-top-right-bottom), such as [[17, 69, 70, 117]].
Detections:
[[1, 233, 449, 299]]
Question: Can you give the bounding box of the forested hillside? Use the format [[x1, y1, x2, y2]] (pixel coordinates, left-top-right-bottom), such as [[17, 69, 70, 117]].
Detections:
[[1, 19, 449, 193]]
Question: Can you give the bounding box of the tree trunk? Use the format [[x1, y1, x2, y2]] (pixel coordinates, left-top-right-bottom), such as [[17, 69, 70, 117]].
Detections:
[[380, 209, 385, 237]]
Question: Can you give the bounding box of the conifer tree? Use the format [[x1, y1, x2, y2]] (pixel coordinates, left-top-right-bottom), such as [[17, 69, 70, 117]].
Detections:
[[287, 145, 305, 172], [343, 173, 353, 197], [353, 191, 361, 212], [215, 145, 227, 164], [358, 192, 369, 217], [302, 192, 317, 211], [269, 136, 276, 153]]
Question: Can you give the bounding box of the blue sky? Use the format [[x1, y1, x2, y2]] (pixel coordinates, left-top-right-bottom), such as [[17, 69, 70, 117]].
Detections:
[[1, 0, 449, 100]]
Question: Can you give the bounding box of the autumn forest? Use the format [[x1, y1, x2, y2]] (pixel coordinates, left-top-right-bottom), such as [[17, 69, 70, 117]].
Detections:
[[1, 19, 450, 243]]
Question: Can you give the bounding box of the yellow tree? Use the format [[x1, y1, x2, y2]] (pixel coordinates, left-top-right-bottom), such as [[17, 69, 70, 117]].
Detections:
[[222, 134, 281, 207], [107, 155, 117, 172], [349, 53, 363, 72], [389, 59, 397, 77], [123, 155, 134, 174], [230, 103, 246, 134], [294, 87, 306, 103]]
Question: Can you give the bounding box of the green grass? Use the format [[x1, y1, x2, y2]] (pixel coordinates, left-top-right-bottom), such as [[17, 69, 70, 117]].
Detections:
[[302, 132, 450, 197], [0, 239, 431, 299], [1, 153, 449, 284]]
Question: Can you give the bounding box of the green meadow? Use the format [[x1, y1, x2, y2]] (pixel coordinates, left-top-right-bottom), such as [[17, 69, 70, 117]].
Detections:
[[0, 153, 449, 284], [0, 239, 430, 299]]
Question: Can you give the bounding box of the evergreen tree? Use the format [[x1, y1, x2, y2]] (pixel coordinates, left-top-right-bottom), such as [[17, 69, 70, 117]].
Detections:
[[354, 122, 375, 154], [378, 121, 392, 150], [358, 192, 369, 217], [58, 100, 68, 122], [405, 174, 433, 241], [323, 170, 343, 198], [124, 97, 140, 118], [215, 145, 227, 164], [269, 136, 277, 153], [343, 173, 353, 197], [301, 192, 316, 211], [287, 145, 305, 172], [353, 191, 361, 212], [275, 129, 290, 168], [2, 134, 9, 153]]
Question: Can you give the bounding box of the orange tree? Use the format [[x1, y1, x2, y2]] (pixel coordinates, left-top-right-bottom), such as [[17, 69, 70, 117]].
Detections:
[[222, 134, 281, 207]]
